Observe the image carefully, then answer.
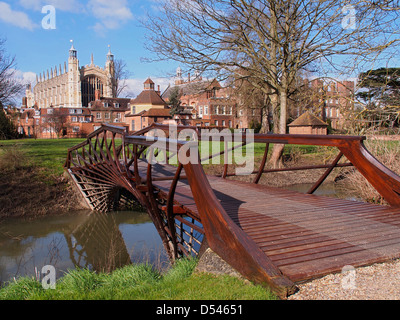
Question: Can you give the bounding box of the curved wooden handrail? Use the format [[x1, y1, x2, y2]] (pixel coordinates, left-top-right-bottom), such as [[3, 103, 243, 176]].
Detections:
[[65, 123, 400, 298], [183, 160, 297, 297]]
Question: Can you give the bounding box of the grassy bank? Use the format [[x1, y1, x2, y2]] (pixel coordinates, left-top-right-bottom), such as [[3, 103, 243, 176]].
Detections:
[[0, 138, 85, 176], [0, 138, 87, 218], [0, 258, 277, 300]]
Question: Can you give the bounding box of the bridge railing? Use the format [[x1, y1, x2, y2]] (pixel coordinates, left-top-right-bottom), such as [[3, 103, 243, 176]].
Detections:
[[64, 123, 400, 298], [132, 123, 400, 208]]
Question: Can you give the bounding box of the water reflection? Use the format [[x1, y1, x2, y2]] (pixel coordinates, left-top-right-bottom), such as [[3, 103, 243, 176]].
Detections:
[[284, 182, 361, 202], [0, 211, 169, 286]]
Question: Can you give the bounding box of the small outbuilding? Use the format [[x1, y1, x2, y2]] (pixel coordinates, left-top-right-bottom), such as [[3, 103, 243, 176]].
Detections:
[[288, 112, 328, 135]]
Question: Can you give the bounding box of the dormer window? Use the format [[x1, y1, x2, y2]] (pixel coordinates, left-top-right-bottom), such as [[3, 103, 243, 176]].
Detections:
[[114, 103, 120, 108]]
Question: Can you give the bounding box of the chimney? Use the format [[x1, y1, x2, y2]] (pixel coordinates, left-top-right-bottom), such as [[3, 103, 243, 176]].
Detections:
[[156, 85, 161, 96], [95, 89, 101, 101]]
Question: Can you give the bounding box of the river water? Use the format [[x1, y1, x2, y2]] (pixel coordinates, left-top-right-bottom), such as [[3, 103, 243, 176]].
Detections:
[[0, 210, 170, 286], [0, 182, 359, 287]]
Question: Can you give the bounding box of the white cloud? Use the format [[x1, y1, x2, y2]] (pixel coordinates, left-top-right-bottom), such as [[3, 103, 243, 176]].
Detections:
[[18, 0, 84, 13], [22, 71, 37, 84], [13, 69, 37, 85], [0, 2, 37, 30], [88, 0, 133, 31]]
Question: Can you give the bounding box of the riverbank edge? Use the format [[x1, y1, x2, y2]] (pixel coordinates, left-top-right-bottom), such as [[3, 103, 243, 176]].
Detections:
[[0, 257, 277, 300], [0, 166, 90, 220]]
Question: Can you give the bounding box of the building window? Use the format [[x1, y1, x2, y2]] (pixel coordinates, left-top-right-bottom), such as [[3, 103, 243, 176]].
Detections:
[[215, 120, 218, 126], [72, 126, 80, 133], [239, 109, 244, 116], [114, 103, 120, 108], [222, 120, 226, 126], [96, 112, 101, 119], [47, 109, 54, 114], [116, 112, 121, 119], [204, 105, 209, 115], [71, 116, 77, 122], [229, 120, 232, 127], [105, 112, 110, 119], [199, 106, 203, 117], [69, 109, 76, 114], [79, 117, 84, 122]]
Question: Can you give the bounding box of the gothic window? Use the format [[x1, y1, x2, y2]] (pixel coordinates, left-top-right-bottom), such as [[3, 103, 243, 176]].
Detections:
[[82, 75, 104, 107]]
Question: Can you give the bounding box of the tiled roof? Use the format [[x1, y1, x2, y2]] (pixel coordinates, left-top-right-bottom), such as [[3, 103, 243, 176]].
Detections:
[[288, 112, 328, 127], [142, 108, 172, 117], [144, 77, 154, 84], [89, 97, 130, 110], [131, 90, 167, 106]]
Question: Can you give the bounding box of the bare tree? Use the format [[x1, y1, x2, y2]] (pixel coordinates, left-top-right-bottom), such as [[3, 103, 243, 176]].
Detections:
[[46, 108, 69, 138], [143, 0, 400, 166], [0, 38, 24, 107], [113, 59, 133, 98]]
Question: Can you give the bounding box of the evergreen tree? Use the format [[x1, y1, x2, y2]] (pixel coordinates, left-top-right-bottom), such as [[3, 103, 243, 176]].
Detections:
[[0, 105, 18, 140], [168, 87, 182, 116], [357, 68, 400, 108]]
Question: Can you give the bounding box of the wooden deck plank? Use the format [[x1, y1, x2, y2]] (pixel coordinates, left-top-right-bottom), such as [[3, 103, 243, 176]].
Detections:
[[142, 162, 400, 284]]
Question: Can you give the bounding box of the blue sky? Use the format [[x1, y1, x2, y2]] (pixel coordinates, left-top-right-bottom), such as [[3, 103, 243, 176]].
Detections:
[[0, 0, 178, 98]]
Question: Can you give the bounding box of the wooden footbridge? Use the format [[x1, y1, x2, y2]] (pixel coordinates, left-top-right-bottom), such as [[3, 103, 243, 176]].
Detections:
[[64, 124, 400, 298]]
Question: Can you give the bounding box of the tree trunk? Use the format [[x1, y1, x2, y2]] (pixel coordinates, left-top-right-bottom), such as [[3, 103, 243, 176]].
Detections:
[[268, 92, 285, 168], [259, 95, 271, 133]]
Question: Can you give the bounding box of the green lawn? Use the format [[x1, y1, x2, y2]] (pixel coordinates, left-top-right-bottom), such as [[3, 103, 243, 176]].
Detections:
[[0, 138, 85, 176], [0, 138, 324, 176], [0, 258, 277, 300]]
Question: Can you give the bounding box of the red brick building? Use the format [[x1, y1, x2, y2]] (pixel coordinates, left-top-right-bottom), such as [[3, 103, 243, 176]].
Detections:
[[125, 78, 171, 132], [162, 74, 236, 128], [293, 78, 355, 130]]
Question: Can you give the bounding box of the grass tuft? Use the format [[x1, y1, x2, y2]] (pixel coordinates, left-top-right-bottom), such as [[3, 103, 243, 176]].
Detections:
[[0, 258, 276, 300]]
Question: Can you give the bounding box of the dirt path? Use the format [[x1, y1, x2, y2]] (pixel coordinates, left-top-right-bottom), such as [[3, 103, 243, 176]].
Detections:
[[289, 259, 400, 300]]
